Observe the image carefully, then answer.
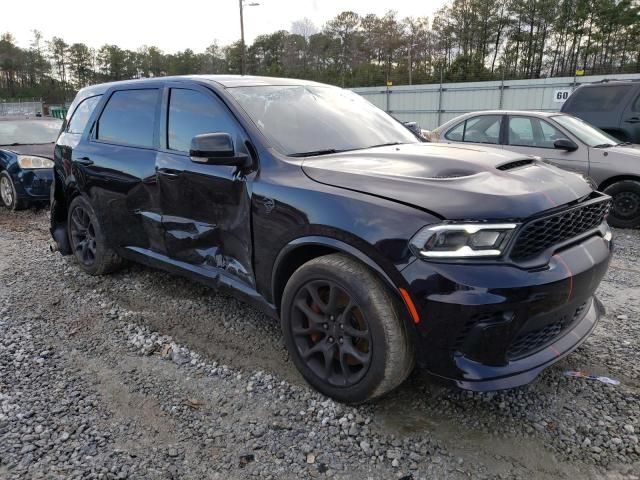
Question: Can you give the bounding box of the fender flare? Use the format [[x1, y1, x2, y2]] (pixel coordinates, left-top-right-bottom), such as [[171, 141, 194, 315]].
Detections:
[[271, 235, 402, 307]]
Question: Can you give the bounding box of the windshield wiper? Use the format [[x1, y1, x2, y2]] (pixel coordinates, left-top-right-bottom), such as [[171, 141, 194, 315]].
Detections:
[[288, 149, 343, 157], [364, 142, 405, 149], [617, 141, 632, 146], [593, 143, 615, 148]]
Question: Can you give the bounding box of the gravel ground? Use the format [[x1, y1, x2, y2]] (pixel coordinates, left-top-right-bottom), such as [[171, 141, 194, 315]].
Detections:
[[0, 208, 639, 480]]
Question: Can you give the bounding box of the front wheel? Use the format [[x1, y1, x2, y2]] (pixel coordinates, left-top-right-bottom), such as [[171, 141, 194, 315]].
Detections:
[[0, 171, 27, 211], [604, 180, 640, 228], [67, 196, 124, 275], [281, 254, 415, 404]]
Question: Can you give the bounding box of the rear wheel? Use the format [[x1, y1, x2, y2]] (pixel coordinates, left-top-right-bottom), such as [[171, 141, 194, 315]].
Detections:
[[0, 172, 27, 211], [67, 196, 124, 275], [281, 253, 414, 403], [604, 180, 640, 228]]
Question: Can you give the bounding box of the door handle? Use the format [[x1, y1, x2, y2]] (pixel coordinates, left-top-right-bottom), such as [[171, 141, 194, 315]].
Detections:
[[157, 168, 181, 178], [76, 157, 93, 166], [625, 117, 640, 124]]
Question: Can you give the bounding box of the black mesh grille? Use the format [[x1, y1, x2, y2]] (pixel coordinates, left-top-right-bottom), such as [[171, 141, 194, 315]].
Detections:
[[510, 199, 610, 261], [507, 301, 589, 359]]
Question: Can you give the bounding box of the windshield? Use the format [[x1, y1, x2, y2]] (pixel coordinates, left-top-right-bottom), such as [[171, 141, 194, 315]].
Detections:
[[0, 119, 62, 145], [228, 85, 419, 156], [552, 114, 621, 147]]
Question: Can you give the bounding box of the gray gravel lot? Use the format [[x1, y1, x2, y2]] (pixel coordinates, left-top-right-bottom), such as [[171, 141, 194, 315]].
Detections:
[[1, 208, 639, 479]]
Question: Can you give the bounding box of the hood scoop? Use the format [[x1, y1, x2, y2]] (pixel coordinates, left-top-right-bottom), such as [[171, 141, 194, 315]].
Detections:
[[428, 169, 478, 179], [496, 159, 535, 171]]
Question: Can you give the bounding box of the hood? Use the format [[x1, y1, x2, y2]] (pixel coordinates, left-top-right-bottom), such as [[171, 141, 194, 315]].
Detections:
[[301, 143, 593, 220], [3, 143, 55, 159], [593, 144, 640, 170]]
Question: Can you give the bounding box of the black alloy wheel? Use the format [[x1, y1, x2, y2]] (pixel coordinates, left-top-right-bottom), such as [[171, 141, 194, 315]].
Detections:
[[67, 196, 124, 275], [69, 204, 97, 267], [290, 279, 372, 387], [281, 253, 415, 403]]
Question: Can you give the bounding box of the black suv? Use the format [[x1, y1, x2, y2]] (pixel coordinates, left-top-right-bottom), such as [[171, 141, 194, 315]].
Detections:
[[50, 76, 613, 403], [561, 79, 640, 143]]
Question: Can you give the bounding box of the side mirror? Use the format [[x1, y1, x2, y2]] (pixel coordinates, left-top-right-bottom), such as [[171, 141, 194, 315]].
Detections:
[[553, 138, 578, 152], [190, 132, 249, 167]]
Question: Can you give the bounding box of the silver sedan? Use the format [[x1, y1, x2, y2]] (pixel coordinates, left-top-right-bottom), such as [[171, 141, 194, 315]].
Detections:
[[428, 110, 640, 228]]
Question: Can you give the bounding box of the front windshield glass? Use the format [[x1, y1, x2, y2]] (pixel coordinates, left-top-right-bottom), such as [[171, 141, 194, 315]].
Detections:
[[0, 119, 62, 145], [552, 114, 620, 147], [228, 85, 419, 156]]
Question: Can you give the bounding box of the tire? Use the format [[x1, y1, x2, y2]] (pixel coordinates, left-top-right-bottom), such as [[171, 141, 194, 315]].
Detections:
[[67, 195, 124, 275], [281, 253, 415, 404], [603, 180, 640, 228], [0, 171, 28, 211]]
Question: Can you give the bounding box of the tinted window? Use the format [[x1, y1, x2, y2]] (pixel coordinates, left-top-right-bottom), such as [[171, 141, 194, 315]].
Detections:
[[229, 85, 419, 156], [568, 85, 632, 112], [445, 115, 502, 144], [67, 95, 102, 134], [508, 117, 535, 146], [97, 89, 159, 148], [168, 89, 239, 153]]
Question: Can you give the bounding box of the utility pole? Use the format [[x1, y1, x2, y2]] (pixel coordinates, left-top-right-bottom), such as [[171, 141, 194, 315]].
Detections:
[[239, 0, 260, 75]]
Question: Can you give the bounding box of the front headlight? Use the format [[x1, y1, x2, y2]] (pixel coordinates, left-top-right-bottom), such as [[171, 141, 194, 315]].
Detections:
[[17, 155, 54, 169], [410, 223, 518, 259]]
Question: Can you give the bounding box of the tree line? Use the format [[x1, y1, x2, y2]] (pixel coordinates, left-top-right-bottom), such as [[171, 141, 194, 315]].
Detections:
[[1, 0, 638, 103]]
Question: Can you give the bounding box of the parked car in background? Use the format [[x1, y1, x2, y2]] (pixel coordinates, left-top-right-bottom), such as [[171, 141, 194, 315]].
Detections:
[[428, 110, 640, 228], [50, 76, 612, 403], [561, 79, 640, 144], [0, 116, 61, 210]]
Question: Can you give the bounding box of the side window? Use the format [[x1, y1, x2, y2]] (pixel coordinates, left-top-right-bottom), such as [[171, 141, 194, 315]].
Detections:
[[445, 115, 502, 144], [168, 89, 239, 153], [568, 85, 632, 112], [508, 117, 535, 147], [67, 95, 102, 134], [96, 89, 159, 148], [538, 120, 565, 148], [445, 122, 465, 141]]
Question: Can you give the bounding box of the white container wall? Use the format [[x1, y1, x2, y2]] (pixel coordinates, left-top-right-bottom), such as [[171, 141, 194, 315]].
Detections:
[[352, 73, 640, 130]]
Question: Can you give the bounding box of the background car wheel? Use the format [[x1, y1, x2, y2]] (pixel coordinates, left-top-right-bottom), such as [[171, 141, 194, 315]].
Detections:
[[281, 253, 415, 404], [67, 196, 124, 275], [0, 171, 28, 211], [604, 180, 640, 228]]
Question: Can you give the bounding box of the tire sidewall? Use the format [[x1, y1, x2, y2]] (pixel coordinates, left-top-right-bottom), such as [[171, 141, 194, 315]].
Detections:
[[281, 258, 396, 404], [0, 171, 18, 210], [67, 196, 109, 275], [604, 180, 640, 228]]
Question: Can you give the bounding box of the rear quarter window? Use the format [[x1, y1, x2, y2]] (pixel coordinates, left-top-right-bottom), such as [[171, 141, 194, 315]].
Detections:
[[67, 95, 102, 134], [565, 85, 633, 112], [96, 89, 159, 148]]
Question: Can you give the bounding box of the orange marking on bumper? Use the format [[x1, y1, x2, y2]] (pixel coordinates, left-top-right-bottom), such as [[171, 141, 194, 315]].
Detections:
[[399, 288, 421, 324]]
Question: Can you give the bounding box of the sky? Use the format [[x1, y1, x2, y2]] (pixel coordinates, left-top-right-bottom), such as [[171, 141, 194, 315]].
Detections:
[[4, 0, 449, 53]]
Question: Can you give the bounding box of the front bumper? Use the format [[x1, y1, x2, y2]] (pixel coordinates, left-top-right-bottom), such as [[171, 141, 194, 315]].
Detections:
[[402, 230, 612, 391], [13, 168, 53, 201]]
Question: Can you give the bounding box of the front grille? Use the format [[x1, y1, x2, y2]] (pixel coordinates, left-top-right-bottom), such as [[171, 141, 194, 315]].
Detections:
[[507, 301, 588, 359], [510, 199, 610, 261]]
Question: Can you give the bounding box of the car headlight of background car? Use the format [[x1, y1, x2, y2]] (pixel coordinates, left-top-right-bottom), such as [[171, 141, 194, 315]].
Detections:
[[410, 223, 518, 258], [17, 155, 54, 169]]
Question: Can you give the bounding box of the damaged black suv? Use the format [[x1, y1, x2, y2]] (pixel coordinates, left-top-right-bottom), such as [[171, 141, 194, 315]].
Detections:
[[50, 76, 613, 403]]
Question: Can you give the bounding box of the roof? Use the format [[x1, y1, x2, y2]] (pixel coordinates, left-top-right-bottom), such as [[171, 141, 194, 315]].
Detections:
[[77, 74, 326, 96]]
